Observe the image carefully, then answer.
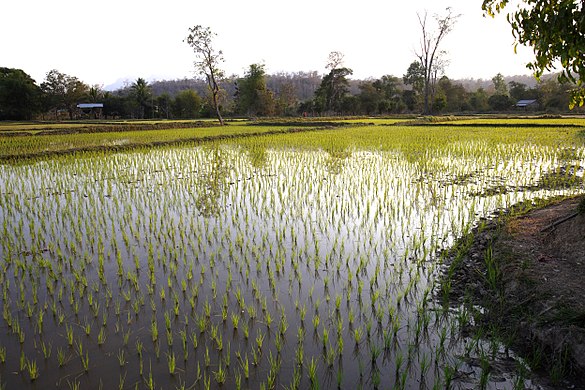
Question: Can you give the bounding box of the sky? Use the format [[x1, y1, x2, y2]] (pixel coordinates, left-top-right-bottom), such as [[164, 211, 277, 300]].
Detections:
[[1, 0, 537, 89]]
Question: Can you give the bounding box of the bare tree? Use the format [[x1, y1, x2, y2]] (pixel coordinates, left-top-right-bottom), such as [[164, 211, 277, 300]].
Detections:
[[416, 8, 459, 115], [185, 25, 225, 125], [326, 51, 345, 71]]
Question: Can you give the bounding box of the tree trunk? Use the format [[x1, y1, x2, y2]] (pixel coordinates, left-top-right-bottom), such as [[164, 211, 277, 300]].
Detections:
[[423, 75, 431, 115], [213, 91, 224, 126]]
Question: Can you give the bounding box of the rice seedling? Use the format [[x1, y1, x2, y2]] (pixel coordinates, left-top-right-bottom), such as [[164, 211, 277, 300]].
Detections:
[[205, 346, 211, 368], [231, 312, 240, 329], [65, 324, 74, 346], [57, 347, 66, 367], [27, 358, 39, 381], [145, 363, 156, 390], [353, 326, 363, 346], [118, 372, 126, 390], [308, 357, 319, 390], [252, 347, 260, 366], [241, 354, 250, 379], [213, 363, 227, 385], [80, 351, 89, 372], [136, 339, 143, 357], [117, 348, 126, 367], [166, 351, 176, 375], [256, 329, 265, 351], [41, 341, 52, 359], [151, 320, 158, 342]]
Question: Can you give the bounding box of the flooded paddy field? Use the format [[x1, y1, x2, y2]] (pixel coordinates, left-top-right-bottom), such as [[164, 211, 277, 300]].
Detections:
[[0, 122, 584, 389]]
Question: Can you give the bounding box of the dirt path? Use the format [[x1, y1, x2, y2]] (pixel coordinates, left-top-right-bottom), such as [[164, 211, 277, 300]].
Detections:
[[446, 195, 585, 388]]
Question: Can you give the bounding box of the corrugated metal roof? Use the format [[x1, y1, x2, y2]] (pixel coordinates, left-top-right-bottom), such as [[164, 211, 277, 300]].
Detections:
[[77, 103, 104, 108], [515, 99, 537, 107]]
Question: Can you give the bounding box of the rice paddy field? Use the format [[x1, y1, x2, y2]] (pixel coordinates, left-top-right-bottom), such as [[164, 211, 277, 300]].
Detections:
[[0, 118, 584, 389]]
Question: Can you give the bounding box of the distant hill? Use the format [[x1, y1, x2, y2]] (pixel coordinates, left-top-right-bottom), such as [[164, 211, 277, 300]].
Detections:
[[111, 71, 559, 102], [456, 73, 560, 92], [145, 72, 324, 102]]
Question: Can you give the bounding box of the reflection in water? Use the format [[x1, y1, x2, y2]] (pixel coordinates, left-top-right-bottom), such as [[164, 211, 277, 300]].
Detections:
[[246, 144, 268, 169], [194, 145, 229, 217], [324, 148, 351, 175]]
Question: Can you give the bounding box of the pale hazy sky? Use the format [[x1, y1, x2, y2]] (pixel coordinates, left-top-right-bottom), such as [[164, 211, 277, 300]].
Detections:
[[1, 0, 537, 88]]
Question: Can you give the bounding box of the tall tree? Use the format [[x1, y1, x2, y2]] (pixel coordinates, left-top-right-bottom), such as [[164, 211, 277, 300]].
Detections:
[[373, 75, 403, 114], [437, 77, 469, 112], [172, 89, 202, 118], [492, 73, 508, 95], [508, 81, 531, 101], [373, 75, 401, 100], [40, 69, 88, 119], [415, 8, 459, 114], [87, 85, 103, 102], [0, 67, 42, 120], [537, 78, 571, 111], [314, 67, 353, 114], [274, 81, 298, 116], [235, 63, 275, 116], [185, 25, 225, 125], [403, 61, 425, 111], [470, 88, 490, 112], [157, 93, 172, 119], [482, 0, 585, 108], [357, 81, 383, 115], [314, 51, 352, 114]]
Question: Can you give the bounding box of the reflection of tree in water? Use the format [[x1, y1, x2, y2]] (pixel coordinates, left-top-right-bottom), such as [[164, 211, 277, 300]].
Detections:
[[194, 145, 229, 217], [246, 144, 268, 169], [324, 145, 351, 175]]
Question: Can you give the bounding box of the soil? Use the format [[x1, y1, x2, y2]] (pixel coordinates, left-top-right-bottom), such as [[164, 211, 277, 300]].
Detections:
[[445, 195, 585, 389]]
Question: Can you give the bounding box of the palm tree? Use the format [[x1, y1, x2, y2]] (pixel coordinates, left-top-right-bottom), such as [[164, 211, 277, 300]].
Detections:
[[88, 86, 102, 103], [131, 78, 151, 119]]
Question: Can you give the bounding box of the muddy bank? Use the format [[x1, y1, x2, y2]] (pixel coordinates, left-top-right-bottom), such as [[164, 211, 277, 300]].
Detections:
[[442, 196, 585, 389]]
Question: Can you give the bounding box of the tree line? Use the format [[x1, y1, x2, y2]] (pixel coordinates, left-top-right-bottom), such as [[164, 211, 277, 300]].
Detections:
[[1, 64, 582, 122]]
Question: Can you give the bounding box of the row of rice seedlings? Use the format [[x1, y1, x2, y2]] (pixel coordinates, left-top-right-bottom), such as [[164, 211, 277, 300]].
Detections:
[[0, 123, 301, 160]]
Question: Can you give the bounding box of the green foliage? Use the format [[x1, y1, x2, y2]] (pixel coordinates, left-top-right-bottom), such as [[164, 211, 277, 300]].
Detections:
[[492, 73, 508, 96], [357, 82, 382, 115], [403, 61, 425, 96], [435, 77, 469, 112], [172, 90, 202, 118], [130, 78, 152, 119], [482, 0, 585, 108], [313, 67, 353, 114], [508, 81, 534, 101], [235, 63, 275, 116], [40, 69, 89, 119], [488, 94, 513, 111], [0, 68, 42, 120], [469, 88, 490, 111]]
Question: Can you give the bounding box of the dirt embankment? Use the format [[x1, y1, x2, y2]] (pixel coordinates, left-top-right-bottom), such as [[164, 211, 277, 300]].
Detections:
[[445, 196, 585, 388]]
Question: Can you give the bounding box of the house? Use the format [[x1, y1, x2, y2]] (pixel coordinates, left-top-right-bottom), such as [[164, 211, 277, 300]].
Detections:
[[76, 103, 104, 119], [515, 99, 539, 111]]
